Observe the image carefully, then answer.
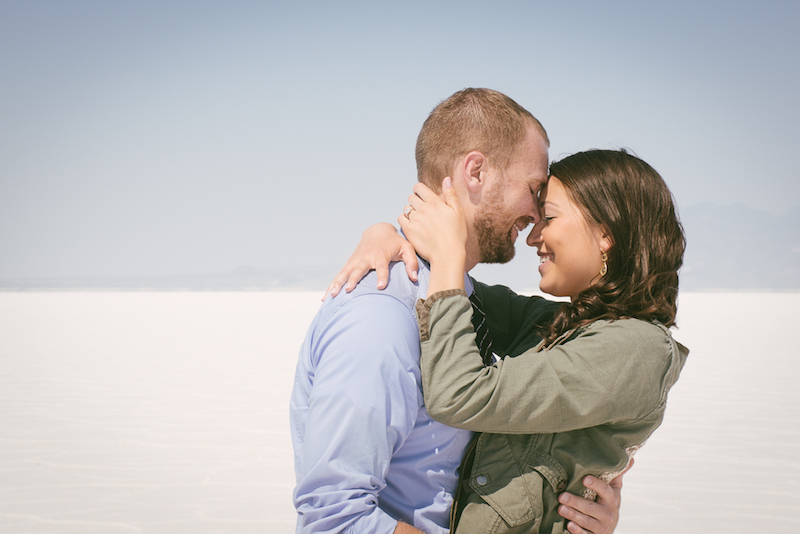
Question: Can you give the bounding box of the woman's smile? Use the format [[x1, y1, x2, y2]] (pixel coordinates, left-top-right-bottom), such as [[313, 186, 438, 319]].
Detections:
[[538, 252, 553, 269]]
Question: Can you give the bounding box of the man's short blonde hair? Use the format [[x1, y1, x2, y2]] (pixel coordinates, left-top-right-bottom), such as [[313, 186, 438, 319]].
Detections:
[[415, 88, 548, 192]]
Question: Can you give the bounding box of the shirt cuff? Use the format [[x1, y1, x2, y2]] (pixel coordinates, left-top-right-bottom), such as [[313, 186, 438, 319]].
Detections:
[[341, 506, 399, 534], [415, 289, 468, 342]]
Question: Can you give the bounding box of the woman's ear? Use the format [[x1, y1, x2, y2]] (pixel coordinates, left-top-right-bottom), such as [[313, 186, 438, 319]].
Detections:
[[598, 226, 614, 253]]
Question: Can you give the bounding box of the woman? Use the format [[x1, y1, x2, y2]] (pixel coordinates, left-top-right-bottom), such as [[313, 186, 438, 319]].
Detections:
[[334, 149, 687, 534]]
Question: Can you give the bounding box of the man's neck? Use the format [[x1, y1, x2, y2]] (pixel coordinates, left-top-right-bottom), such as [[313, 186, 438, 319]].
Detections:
[[464, 244, 480, 273]]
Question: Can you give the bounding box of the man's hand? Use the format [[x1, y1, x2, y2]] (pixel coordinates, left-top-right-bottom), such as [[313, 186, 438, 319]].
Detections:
[[557, 462, 631, 534], [393, 521, 425, 534]]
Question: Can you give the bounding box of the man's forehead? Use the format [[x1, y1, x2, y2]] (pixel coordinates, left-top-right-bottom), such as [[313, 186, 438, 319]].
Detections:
[[532, 173, 548, 189], [523, 133, 549, 186], [523, 167, 548, 193], [499, 126, 548, 188]]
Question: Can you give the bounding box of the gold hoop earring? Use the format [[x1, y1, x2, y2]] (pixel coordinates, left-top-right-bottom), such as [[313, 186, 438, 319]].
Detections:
[[600, 251, 608, 277]]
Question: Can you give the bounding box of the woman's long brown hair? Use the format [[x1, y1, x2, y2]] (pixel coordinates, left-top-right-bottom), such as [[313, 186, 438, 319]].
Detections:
[[539, 149, 686, 346]]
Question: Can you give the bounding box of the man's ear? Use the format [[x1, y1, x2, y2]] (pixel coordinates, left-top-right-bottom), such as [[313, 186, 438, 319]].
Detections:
[[460, 151, 487, 194]]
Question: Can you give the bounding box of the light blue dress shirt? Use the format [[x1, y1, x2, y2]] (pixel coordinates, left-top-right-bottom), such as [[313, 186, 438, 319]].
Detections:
[[290, 259, 474, 534]]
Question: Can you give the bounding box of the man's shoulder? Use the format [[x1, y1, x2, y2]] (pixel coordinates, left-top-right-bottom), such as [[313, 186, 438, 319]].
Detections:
[[304, 262, 422, 339], [327, 261, 423, 311], [303, 263, 425, 369]]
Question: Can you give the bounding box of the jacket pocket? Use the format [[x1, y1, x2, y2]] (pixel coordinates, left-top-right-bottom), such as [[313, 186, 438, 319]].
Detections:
[[529, 448, 568, 494], [467, 434, 566, 528]]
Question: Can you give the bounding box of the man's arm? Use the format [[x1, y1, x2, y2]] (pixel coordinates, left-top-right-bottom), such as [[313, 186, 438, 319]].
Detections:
[[294, 294, 422, 534], [470, 279, 561, 355]]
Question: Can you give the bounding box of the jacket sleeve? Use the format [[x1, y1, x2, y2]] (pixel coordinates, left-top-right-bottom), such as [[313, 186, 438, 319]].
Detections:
[[294, 294, 422, 533], [417, 292, 679, 434]]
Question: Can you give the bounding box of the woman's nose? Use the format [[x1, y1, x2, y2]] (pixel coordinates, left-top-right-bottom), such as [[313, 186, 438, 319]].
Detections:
[[526, 222, 543, 247]]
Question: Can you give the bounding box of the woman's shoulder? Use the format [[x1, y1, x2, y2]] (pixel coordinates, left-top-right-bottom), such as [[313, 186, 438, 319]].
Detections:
[[577, 318, 688, 405], [581, 318, 688, 371], [578, 318, 683, 355], [583, 317, 670, 338]]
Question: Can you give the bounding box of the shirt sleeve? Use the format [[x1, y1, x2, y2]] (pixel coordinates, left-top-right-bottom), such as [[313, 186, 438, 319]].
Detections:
[[294, 294, 423, 534], [417, 292, 675, 434]]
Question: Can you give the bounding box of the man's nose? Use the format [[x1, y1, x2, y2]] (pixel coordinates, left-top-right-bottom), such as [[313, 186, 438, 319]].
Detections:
[[528, 201, 541, 225]]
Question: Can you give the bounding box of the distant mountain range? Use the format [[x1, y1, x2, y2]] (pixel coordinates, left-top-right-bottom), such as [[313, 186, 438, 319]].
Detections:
[[2, 204, 798, 291], [679, 203, 800, 290], [0, 265, 336, 292]]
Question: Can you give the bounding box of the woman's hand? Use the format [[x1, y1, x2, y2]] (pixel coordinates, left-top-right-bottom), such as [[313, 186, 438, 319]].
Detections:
[[557, 462, 631, 534], [398, 178, 468, 296], [324, 223, 419, 300], [397, 179, 468, 265]]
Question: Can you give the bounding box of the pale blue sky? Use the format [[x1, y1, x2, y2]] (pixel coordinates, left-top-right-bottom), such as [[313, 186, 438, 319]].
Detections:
[[1, 1, 797, 283]]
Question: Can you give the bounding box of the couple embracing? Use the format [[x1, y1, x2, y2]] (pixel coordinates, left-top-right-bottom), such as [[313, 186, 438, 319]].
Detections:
[[291, 88, 687, 534]]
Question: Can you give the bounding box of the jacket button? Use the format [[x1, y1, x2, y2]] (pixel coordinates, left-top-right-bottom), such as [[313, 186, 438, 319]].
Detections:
[[557, 481, 566, 492], [476, 475, 488, 486]]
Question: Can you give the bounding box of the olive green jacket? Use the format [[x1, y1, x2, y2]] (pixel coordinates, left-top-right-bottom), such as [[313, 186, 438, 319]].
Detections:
[[416, 288, 688, 534]]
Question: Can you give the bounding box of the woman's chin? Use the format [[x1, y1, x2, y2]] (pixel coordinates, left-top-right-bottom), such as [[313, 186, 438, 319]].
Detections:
[[539, 281, 556, 297], [540, 280, 569, 300]]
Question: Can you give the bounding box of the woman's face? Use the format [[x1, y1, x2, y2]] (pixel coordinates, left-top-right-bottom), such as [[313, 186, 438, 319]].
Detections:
[[526, 176, 611, 300]]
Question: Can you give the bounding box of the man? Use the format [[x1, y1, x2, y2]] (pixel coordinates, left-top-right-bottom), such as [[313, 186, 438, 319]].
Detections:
[[290, 88, 622, 534]]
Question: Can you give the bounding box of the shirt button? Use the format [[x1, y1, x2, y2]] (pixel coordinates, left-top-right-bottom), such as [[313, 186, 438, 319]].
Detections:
[[476, 475, 488, 486]]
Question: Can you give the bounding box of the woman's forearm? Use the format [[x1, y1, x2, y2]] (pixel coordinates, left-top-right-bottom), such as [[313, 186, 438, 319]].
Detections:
[[419, 295, 672, 434], [426, 248, 467, 298]]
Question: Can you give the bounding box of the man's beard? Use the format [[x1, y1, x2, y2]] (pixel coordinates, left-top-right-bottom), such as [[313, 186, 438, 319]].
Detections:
[[474, 206, 516, 264]]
